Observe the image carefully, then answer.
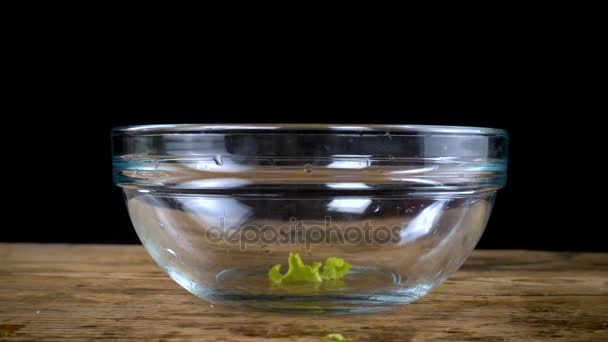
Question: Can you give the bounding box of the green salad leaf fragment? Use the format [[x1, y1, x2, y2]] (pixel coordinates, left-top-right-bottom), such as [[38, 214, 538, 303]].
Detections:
[[320, 257, 352, 280], [269, 253, 323, 284], [268, 253, 351, 284], [268, 264, 284, 283], [321, 333, 355, 342], [284, 253, 323, 283]]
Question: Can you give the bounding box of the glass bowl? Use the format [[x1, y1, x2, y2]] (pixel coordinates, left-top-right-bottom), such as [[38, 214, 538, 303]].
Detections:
[[112, 124, 508, 314]]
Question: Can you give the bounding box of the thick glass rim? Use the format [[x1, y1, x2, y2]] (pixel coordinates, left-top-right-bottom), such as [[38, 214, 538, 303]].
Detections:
[[112, 123, 508, 190], [112, 124, 508, 137]]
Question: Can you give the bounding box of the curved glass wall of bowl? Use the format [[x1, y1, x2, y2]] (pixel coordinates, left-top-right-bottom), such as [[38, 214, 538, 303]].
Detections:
[[113, 124, 508, 314]]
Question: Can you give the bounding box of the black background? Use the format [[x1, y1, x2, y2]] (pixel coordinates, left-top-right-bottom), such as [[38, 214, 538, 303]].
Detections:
[[10, 27, 602, 251]]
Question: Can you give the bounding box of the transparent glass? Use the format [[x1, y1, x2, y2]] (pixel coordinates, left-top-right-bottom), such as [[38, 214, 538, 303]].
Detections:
[[113, 124, 508, 314]]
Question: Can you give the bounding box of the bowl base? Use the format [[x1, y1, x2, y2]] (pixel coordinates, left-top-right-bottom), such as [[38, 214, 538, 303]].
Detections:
[[168, 265, 432, 314], [195, 289, 430, 314]]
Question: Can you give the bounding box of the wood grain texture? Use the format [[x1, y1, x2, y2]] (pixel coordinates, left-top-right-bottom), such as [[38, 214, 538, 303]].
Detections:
[[0, 244, 606, 341]]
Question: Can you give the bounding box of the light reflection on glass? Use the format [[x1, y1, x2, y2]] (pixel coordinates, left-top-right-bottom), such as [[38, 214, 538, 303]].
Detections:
[[327, 198, 372, 214], [181, 197, 252, 228], [388, 166, 438, 174], [400, 201, 447, 242], [326, 183, 370, 189], [327, 160, 369, 169], [389, 178, 444, 186], [177, 179, 251, 189]]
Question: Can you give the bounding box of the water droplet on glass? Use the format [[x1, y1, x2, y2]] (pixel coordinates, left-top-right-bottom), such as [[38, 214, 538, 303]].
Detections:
[[213, 154, 223, 166]]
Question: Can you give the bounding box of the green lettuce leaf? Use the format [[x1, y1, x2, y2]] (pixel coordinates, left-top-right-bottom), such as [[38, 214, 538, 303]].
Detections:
[[322, 333, 355, 342], [268, 253, 323, 284], [268, 253, 351, 284], [268, 264, 284, 284], [320, 257, 352, 280]]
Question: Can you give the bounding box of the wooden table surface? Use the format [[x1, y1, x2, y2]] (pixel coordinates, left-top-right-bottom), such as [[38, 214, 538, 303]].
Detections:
[[0, 244, 606, 341]]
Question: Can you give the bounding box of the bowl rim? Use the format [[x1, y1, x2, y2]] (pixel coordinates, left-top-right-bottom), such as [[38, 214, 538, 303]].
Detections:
[[112, 123, 508, 137]]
